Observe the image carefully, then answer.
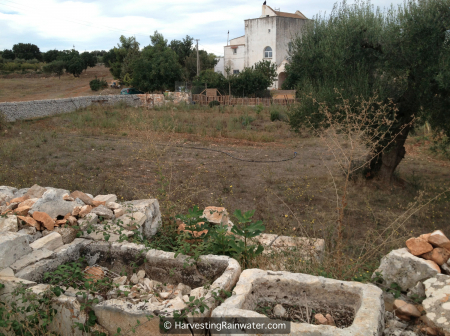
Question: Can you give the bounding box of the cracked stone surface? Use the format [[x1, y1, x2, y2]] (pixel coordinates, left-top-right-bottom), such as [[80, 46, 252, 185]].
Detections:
[[423, 274, 450, 335]]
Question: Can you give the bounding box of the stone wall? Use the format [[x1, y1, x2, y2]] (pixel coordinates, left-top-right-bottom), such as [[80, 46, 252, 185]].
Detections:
[[0, 95, 142, 122]]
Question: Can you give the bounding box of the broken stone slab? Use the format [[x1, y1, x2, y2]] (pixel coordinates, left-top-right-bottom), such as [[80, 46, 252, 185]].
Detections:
[[83, 223, 134, 242], [116, 211, 146, 232], [53, 227, 77, 245], [202, 206, 229, 226], [0, 186, 17, 204], [70, 191, 94, 206], [78, 213, 98, 230], [212, 269, 384, 336], [0, 232, 33, 269], [30, 232, 63, 251], [24, 184, 47, 199], [423, 274, 450, 335], [253, 233, 325, 260], [9, 248, 55, 273], [29, 189, 78, 219], [406, 237, 433, 256], [373, 248, 439, 292], [93, 194, 117, 204], [91, 205, 114, 220], [18, 228, 42, 243], [122, 199, 161, 237], [16, 239, 91, 282], [0, 215, 18, 232]]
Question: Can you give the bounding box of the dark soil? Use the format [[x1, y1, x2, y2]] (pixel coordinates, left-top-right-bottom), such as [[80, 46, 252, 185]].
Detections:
[[255, 300, 355, 328]]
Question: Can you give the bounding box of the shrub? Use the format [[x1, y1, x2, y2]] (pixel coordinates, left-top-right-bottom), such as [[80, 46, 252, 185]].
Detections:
[[270, 110, 281, 121], [209, 100, 220, 108], [89, 77, 108, 91]]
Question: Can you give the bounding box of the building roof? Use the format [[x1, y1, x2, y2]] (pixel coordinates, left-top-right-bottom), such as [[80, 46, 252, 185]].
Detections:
[[267, 6, 308, 19]]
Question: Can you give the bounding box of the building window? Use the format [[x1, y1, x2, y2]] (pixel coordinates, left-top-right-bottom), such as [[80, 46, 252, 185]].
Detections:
[[233, 70, 240, 74], [233, 48, 237, 54], [268, 29, 271, 33], [264, 46, 272, 58]]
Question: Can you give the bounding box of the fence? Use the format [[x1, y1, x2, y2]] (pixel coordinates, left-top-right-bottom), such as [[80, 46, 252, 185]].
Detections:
[[192, 95, 298, 106]]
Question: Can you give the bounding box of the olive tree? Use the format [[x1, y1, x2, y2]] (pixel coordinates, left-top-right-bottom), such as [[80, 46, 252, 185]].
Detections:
[[285, 0, 450, 183]]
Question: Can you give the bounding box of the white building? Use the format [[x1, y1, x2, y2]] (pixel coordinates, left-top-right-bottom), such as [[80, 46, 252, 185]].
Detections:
[[214, 4, 308, 89]]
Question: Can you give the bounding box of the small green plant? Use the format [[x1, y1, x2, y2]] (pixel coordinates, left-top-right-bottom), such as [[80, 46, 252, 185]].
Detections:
[[229, 210, 265, 268], [270, 110, 281, 121], [90, 77, 108, 91]]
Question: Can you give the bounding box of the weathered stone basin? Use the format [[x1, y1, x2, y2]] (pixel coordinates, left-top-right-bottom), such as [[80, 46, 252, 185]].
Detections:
[[211, 269, 384, 336]]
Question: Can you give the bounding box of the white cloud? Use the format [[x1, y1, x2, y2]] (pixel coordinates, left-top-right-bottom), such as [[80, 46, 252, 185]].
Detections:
[[0, 0, 403, 55]]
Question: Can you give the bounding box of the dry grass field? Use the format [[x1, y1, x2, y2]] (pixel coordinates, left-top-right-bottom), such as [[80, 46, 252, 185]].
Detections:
[[0, 101, 449, 280], [0, 65, 115, 102]]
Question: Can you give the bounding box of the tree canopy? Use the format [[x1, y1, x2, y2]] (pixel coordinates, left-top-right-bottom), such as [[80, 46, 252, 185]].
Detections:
[[284, 0, 450, 183], [12, 43, 42, 61]]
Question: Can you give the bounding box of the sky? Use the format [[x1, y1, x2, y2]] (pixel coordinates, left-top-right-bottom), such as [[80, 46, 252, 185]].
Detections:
[[0, 0, 403, 56]]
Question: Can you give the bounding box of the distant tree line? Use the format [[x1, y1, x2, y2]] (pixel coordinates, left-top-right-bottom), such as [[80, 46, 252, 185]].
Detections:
[[0, 43, 106, 78], [102, 31, 277, 94]]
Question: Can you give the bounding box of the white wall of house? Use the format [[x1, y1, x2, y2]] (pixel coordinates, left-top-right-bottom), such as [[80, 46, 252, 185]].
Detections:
[[224, 44, 245, 75], [219, 4, 308, 89]]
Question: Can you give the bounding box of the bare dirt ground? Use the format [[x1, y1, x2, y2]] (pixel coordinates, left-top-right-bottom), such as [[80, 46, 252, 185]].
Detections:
[[0, 102, 449, 279], [0, 65, 116, 102]]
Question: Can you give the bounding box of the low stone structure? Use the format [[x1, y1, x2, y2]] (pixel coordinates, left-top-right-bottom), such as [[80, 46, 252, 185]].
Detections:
[[0, 92, 191, 122], [212, 269, 384, 336], [0, 238, 241, 335]]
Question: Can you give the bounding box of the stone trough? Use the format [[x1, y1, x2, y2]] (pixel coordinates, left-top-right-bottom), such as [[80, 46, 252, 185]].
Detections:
[[0, 237, 241, 336], [212, 269, 384, 336]]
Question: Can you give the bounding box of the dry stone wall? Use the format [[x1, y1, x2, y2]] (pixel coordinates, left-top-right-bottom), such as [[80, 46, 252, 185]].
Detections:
[[0, 95, 142, 122]]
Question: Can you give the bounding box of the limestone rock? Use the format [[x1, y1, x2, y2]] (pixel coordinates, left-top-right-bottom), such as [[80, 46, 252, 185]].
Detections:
[[428, 230, 450, 248], [406, 237, 433, 256], [53, 227, 77, 244], [167, 296, 187, 310], [24, 184, 47, 199], [423, 274, 450, 335], [393, 299, 421, 318], [18, 216, 40, 230], [116, 211, 146, 231], [422, 248, 450, 266], [176, 283, 191, 295], [374, 248, 439, 292], [137, 270, 146, 281], [106, 202, 121, 210], [122, 199, 161, 237], [114, 208, 124, 218], [29, 189, 78, 219], [0, 215, 18, 232], [78, 205, 93, 218], [407, 282, 426, 299], [424, 260, 441, 273], [13, 206, 30, 216], [315, 313, 328, 325], [70, 191, 94, 206], [32, 211, 55, 231], [18, 198, 38, 208], [273, 304, 286, 317], [30, 232, 63, 251], [93, 194, 117, 204], [10, 195, 30, 204], [77, 213, 98, 230], [63, 194, 74, 201], [130, 273, 139, 284], [91, 205, 113, 220], [113, 276, 127, 286], [9, 248, 54, 273], [202, 206, 229, 226], [0, 232, 33, 269], [0, 186, 17, 204]]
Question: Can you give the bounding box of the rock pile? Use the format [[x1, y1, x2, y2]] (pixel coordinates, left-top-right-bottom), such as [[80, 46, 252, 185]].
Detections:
[[0, 185, 161, 244], [375, 230, 450, 336]]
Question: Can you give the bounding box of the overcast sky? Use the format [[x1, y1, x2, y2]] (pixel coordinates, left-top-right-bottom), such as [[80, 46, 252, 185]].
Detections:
[[0, 0, 402, 56]]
